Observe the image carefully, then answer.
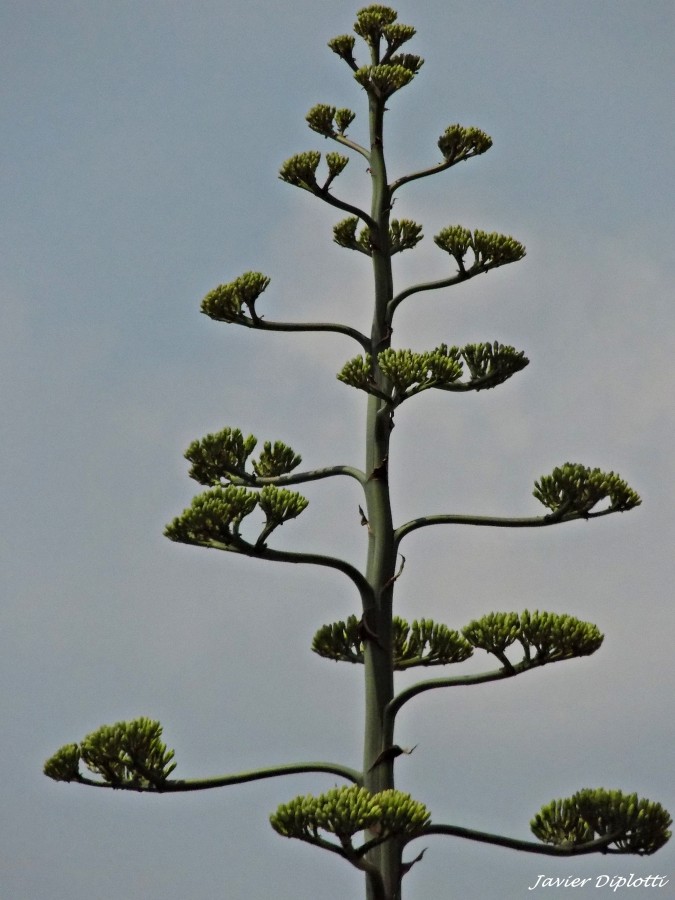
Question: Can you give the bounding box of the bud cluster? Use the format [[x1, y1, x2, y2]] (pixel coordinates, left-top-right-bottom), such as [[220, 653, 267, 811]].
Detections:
[[333, 216, 374, 255], [306, 103, 356, 138], [185, 428, 301, 486], [337, 341, 528, 403], [533, 463, 641, 516], [311, 614, 474, 668], [279, 149, 350, 193], [258, 485, 309, 526], [531, 789, 672, 855], [389, 218, 423, 253], [201, 271, 270, 323], [354, 63, 418, 98], [270, 784, 430, 852], [462, 610, 604, 664], [438, 124, 493, 165], [434, 225, 526, 273], [44, 718, 176, 789], [165, 483, 309, 548], [461, 341, 529, 389], [377, 344, 463, 400]]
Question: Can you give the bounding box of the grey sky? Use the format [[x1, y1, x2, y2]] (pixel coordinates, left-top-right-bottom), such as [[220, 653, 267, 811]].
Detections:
[[2, 1, 674, 898]]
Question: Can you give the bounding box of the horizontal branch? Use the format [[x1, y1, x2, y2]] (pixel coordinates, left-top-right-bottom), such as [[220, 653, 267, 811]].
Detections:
[[389, 158, 458, 195], [314, 187, 377, 233], [197, 537, 374, 605], [230, 464, 368, 490], [230, 316, 371, 352], [395, 506, 619, 548], [69, 761, 362, 792], [388, 271, 469, 317], [406, 825, 621, 857], [384, 663, 526, 739], [332, 133, 371, 163]]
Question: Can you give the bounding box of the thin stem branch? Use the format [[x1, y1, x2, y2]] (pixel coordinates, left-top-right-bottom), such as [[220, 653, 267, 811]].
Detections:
[[70, 761, 362, 792], [228, 316, 371, 352], [394, 506, 621, 549], [314, 187, 378, 232], [388, 272, 468, 317], [384, 662, 532, 741], [333, 133, 371, 163], [389, 159, 458, 194], [199, 537, 375, 605], [406, 825, 624, 857], [228, 464, 368, 490]]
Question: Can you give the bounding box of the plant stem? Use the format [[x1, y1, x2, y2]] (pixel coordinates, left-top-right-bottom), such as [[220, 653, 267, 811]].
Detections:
[[362, 81, 401, 900]]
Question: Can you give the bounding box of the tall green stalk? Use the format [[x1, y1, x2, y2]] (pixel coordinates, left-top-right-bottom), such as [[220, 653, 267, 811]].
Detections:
[[44, 7, 671, 900]]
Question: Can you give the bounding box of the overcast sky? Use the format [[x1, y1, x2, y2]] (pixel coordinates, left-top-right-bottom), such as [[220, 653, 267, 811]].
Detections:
[[2, 1, 674, 898]]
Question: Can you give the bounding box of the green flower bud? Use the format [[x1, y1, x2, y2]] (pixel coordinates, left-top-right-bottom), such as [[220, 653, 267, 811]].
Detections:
[[333, 217, 373, 255], [279, 151, 322, 190], [337, 354, 375, 391], [252, 440, 302, 478], [258, 486, 308, 525], [164, 486, 259, 545], [533, 464, 641, 516], [532, 788, 671, 855], [460, 341, 529, 390], [462, 612, 521, 656], [438, 125, 493, 164], [185, 427, 258, 485], [389, 218, 423, 253], [201, 272, 270, 322], [43, 743, 81, 782]]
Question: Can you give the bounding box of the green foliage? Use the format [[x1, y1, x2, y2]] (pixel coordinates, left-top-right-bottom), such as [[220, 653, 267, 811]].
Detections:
[[336, 352, 376, 391], [333, 216, 374, 255], [438, 124, 493, 165], [258, 486, 309, 526], [270, 785, 430, 852], [306, 104, 357, 138], [337, 341, 532, 402], [279, 151, 322, 189], [201, 272, 270, 322], [354, 64, 418, 98], [311, 615, 474, 668], [44, 719, 176, 789], [353, 4, 399, 45], [185, 427, 258, 484], [164, 485, 259, 545], [463, 610, 603, 665], [533, 463, 641, 516], [377, 344, 463, 400], [531, 789, 672, 855], [434, 225, 526, 273], [253, 440, 302, 478], [460, 341, 529, 389], [327, 33, 357, 67], [185, 429, 302, 486], [389, 218, 423, 253], [462, 612, 521, 656], [518, 610, 603, 662], [43, 743, 80, 782]]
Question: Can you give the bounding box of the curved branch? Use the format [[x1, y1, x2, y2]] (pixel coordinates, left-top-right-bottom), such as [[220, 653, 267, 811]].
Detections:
[[389, 159, 458, 195], [395, 507, 620, 549], [196, 537, 374, 605], [228, 315, 371, 352], [314, 187, 377, 232], [405, 825, 622, 857], [230, 465, 368, 490], [70, 761, 362, 792], [333, 133, 371, 163], [388, 272, 469, 317], [384, 663, 530, 742]]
